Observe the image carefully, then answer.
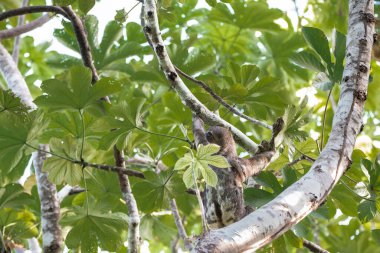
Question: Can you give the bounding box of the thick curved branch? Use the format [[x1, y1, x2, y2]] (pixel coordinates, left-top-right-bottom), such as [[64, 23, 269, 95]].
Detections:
[[175, 66, 272, 130], [60, 6, 99, 84], [0, 14, 51, 39], [194, 0, 375, 251], [142, 0, 258, 153], [0, 5, 69, 21]]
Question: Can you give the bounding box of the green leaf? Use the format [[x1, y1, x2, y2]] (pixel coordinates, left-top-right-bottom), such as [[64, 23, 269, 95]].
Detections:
[[174, 153, 193, 171], [196, 144, 220, 159], [99, 21, 123, 57], [302, 27, 332, 65], [53, 0, 75, 5], [312, 72, 333, 91], [43, 136, 84, 185], [358, 200, 377, 223], [0, 111, 47, 175], [0, 89, 29, 117], [244, 188, 274, 208], [182, 167, 194, 188], [35, 66, 122, 112], [333, 30, 346, 82], [133, 171, 185, 212], [240, 64, 260, 86], [206, 0, 217, 7], [290, 50, 326, 72], [97, 99, 145, 150], [373, 229, 380, 245], [0, 184, 33, 210], [62, 204, 128, 252], [114, 8, 127, 22], [78, 0, 95, 14], [284, 230, 303, 248], [204, 155, 229, 168], [198, 165, 218, 187], [255, 171, 283, 193], [0, 209, 39, 243]]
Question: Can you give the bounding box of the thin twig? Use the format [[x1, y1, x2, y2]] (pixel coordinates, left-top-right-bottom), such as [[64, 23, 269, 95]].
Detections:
[[169, 199, 192, 251], [0, 5, 69, 21], [136, 126, 191, 144], [303, 239, 329, 253], [174, 66, 272, 129], [0, 14, 51, 39], [25, 143, 145, 178]]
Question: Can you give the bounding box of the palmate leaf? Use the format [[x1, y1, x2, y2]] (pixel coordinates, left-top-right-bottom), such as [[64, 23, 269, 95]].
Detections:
[[175, 144, 229, 188], [0, 89, 29, 117], [0, 184, 33, 210], [0, 111, 47, 177], [133, 171, 186, 212], [97, 98, 146, 150], [62, 204, 128, 252], [35, 66, 122, 112], [302, 27, 332, 66], [0, 209, 39, 244], [42, 136, 85, 185]]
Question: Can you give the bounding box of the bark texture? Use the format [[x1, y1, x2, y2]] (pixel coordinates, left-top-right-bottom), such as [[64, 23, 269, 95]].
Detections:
[[142, 0, 258, 153], [33, 146, 63, 253], [194, 0, 375, 251], [114, 147, 141, 253], [0, 14, 50, 39]]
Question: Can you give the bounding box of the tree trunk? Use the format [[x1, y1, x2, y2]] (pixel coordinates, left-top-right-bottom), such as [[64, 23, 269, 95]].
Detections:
[[194, 0, 375, 251]]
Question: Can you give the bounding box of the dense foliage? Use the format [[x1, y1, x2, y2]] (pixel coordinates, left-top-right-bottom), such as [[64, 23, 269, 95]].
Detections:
[[1, 0, 380, 252]]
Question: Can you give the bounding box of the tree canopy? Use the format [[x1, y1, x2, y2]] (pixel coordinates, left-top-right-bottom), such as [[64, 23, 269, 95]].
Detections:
[[0, 0, 379, 252]]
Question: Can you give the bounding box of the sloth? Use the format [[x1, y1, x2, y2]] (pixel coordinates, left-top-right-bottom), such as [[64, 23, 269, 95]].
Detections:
[[192, 115, 284, 229]]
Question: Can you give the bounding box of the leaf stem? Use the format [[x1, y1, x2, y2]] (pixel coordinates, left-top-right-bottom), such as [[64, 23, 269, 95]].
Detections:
[[136, 127, 191, 145], [25, 142, 76, 162], [340, 178, 375, 202], [191, 162, 208, 233], [79, 109, 85, 161], [320, 88, 333, 149], [82, 168, 90, 215]]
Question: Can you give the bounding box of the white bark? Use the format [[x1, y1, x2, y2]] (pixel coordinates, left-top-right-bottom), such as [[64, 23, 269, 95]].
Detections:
[[0, 42, 63, 253], [0, 43, 36, 109], [142, 0, 258, 153], [194, 0, 375, 251], [114, 148, 141, 253]]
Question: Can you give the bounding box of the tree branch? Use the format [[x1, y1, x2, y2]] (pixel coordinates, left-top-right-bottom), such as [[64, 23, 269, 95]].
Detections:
[[175, 66, 272, 130], [114, 147, 141, 253], [303, 239, 329, 253], [0, 14, 51, 40], [194, 0, 375, 251], [142, 0, 258, 153], [169, 199, 192, 251], [60, 6, 99, 84], [0, 5, 69, 21]]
